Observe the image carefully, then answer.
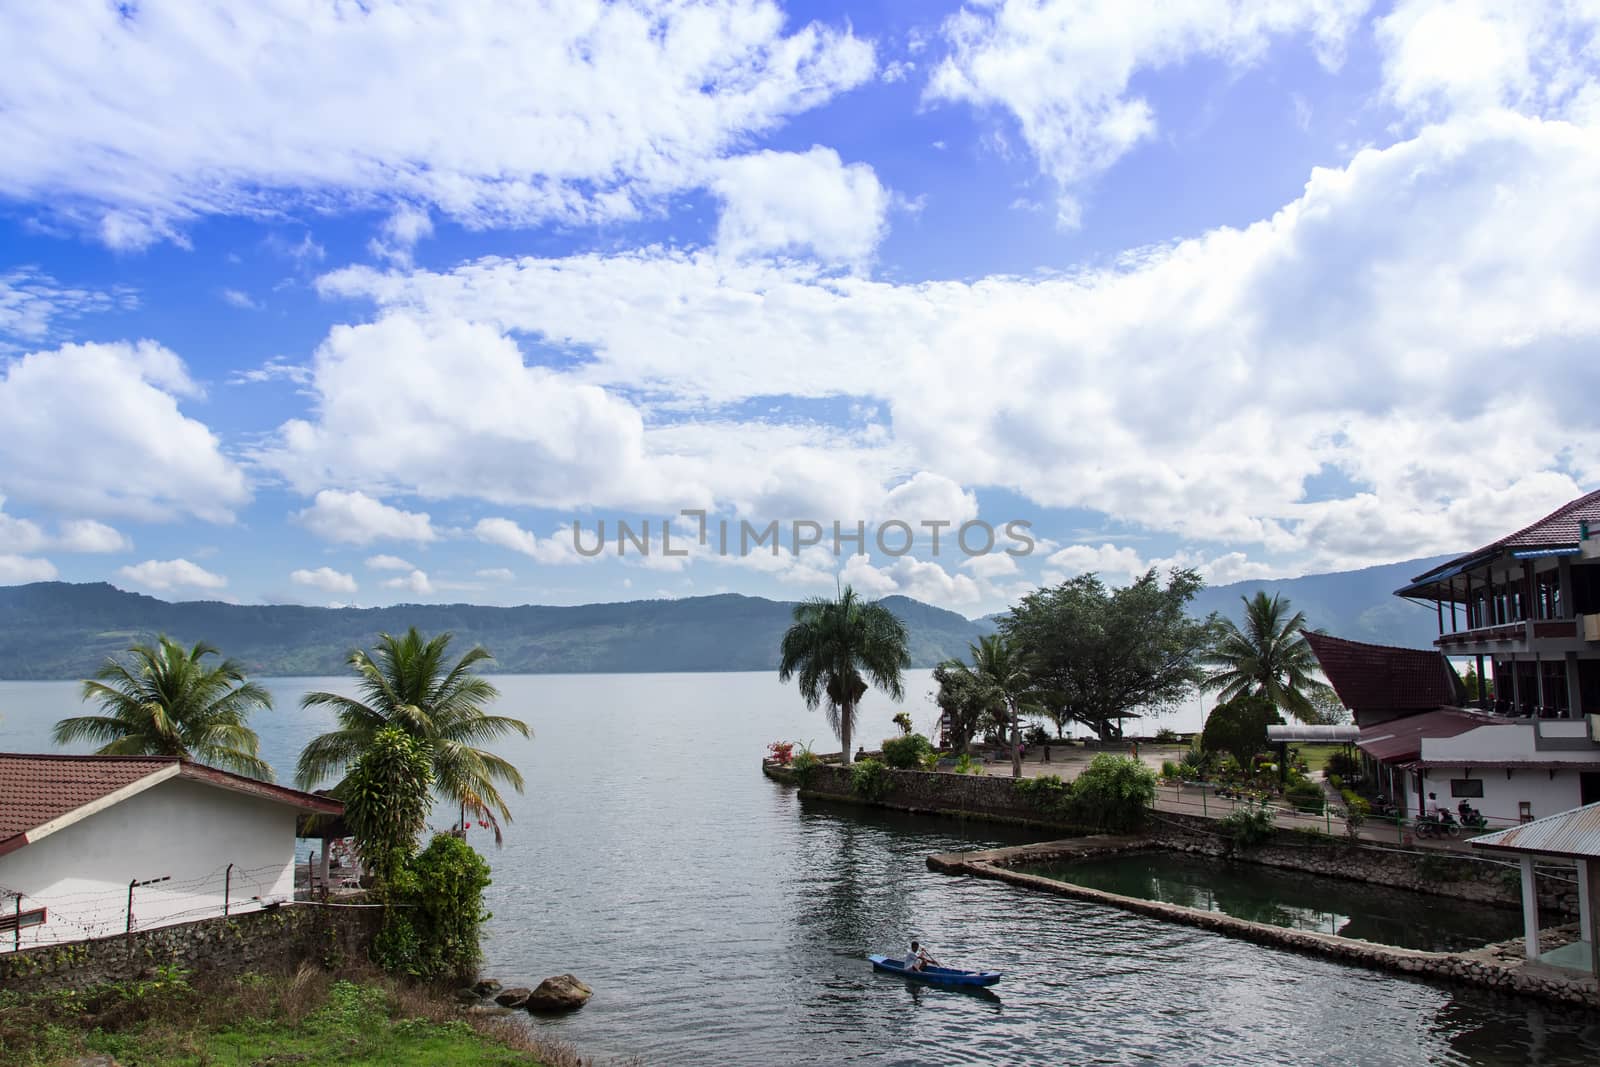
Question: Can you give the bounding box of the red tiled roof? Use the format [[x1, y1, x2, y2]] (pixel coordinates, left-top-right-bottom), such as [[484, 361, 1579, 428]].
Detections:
[[0, 753, 342, 857], [1410, 489, 1600, 583], [1357, 707, 1510, 763], [1302, 631, 1461, 715]]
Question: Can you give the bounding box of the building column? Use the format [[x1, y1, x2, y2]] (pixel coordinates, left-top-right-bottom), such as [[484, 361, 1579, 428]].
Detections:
[[1559, 556, 1575, 619], [1521, 855, 1541, 960], [1580, 859, 1593, 942], [1586, 860, 1600, 996], [1567, 653, 1582, 716], [319, 837, 331, 895], [1512, 654, 1522, 712]]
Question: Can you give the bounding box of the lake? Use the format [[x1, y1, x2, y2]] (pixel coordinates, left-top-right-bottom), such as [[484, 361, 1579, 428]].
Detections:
[[2, 671, 1598, 1065]]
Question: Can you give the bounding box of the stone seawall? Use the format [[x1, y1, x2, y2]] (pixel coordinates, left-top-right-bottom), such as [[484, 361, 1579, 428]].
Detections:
[[926, 838, 1598, 1010], [763, 760, 1083, 830], [0, 902, 381, 995]]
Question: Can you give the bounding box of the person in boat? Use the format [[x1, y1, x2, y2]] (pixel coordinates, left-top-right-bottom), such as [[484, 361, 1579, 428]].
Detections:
[[904, 941, 938, 972]]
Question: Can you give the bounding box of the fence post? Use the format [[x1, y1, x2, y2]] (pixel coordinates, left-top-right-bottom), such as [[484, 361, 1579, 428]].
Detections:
[[126, 878, 136, 934], [224, 863, 234, 918], [1201, 788, 1207, 816]]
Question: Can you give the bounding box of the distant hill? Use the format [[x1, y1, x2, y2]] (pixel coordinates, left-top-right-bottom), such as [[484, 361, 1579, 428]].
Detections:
[[0, 583, 994, 680], [1188, 554, 1457, 649]]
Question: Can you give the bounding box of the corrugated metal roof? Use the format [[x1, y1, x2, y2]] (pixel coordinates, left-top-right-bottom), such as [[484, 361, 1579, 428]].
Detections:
[[1470, 801, 1600, 859], [1356, 707, 1508, 763], [1266, 725, 1360, 743]]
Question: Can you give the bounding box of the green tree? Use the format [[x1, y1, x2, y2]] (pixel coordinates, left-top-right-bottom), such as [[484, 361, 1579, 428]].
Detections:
[[778, 585, 910, 766], [343, 726, 434, 886], [1068, 753, 1158, 832], [296, 628, 529, 841], [1201, 592, 1336, 723], [1001, 568, 1216, 740], [937, 634, 1036, 778], [1200, 693, 1282, 765], [932, 661, 993, 754], [54, 636, 273, 779]]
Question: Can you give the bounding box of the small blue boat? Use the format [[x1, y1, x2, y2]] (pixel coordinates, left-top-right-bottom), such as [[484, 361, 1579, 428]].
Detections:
[[868, 954, 1002, 987]]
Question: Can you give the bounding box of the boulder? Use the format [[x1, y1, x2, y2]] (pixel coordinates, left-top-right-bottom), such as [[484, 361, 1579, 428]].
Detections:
[[453, 987, 483, 1004], [494, 986, 532, 1009], [472, 978, 503, 997], [526, 974, 593, 1012]]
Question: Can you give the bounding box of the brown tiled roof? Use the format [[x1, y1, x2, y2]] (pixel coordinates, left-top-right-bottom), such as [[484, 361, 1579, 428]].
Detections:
[[1357, 707, 1509, 763], [1409, 489, 1600, 583], [1303, 630, 1461, 715], [0, 753, 342, 857]]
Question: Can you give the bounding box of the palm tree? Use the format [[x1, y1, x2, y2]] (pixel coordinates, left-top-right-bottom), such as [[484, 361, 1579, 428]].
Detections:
[[1201, 592, 1336, 723], [778, 585, 910, 765], [54, 636, 274, 779], [940, 634, 1036, 778], [295, 628, 529, 842]]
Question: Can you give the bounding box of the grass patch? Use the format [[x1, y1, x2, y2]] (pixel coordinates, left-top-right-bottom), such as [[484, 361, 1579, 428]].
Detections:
[[1294, 744, 1344, 774], [0, 964, 615, 1067]]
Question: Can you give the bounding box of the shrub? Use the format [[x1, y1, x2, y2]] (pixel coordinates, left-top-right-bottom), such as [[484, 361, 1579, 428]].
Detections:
[[1201, 694, 1281, 765], [1014, 774, 1073, 818], [1285, 780, 1325, 814], [1219, 800, 1277, 847], [791, 746, 821, 787], [1342, 794, 1369, 837], [1327, 773, 1343, 791], [766, 741, 795, 766], [1067, 754, 1156, 832], [1024, 723, 1051, 746], [1325, 750, 1361, 779], [953, 753, 984, 775], [849, 758, 892, 802], [1154, 727, 1181, 744], [1160, 759, 1181, 779], [1179, 748, 1207, 778], [376, 833, 492, 981], [881, 733, 934, 769]]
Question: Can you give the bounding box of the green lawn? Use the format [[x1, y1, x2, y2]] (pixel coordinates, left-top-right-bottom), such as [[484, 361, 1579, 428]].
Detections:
[[2, 971, 570, 1067], [1292, 743, 1346, 774]]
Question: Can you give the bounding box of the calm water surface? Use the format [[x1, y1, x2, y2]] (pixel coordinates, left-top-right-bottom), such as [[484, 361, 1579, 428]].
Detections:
[[1021, 851, 1523, 952], [3, 671, 1598, 1066]]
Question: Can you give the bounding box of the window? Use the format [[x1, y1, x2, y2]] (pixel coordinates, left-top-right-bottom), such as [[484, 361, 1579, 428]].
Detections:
[[0, 906, 45, 933], [1449, 779, 1483, 798]]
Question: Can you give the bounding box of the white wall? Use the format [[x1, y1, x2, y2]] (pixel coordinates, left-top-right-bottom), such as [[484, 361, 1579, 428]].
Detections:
[[1424, 723, 1600, 763], [1417, 765, 1583, 826], [0, 778, 298, 949]]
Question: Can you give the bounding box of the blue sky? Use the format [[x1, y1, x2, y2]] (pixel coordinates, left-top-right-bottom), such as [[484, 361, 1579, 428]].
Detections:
[[2, 0, 1598, 616]]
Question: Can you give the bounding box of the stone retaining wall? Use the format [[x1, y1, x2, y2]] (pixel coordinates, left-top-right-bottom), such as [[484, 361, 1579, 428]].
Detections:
[[928, 839, 1598, 1009], [0, 902, 381, 995], [764, 760, 1083, 830]]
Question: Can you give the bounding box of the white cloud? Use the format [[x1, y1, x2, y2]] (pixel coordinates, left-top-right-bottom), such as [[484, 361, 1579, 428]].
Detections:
[[228, 356, 311, 386], [383, 569, 434, 597], [474, 517, 587, 565], [1045, 542, 1146, 583], [54, 518, 132, 554], [0, 340, 248, 522], [295, 490, 436, 546], [711, 147, 890, 264], [0, 554, 57, 583], [219, 288, 259, 310], [476, 567, 516, 582], [963, 552, 1020, 579], [314, 110, 1600, 577], [290, 566, 358, 594], [0, 268, 135, 349], [925, 0, 1369, 225], [117, 557, 227, 592], [364, 554, 416, 572], [370, 204, 434, 266], [0, 1, 873, 246]]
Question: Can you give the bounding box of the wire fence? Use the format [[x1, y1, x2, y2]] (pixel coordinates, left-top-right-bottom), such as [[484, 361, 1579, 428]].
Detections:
[[1, 859, 295, 953]]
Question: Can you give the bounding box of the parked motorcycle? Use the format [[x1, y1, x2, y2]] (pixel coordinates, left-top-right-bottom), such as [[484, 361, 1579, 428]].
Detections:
[[1415, 811, 1461, 839]]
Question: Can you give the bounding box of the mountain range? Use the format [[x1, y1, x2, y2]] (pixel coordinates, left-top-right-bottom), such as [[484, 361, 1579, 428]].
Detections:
[[0, 553, 1455, 680]]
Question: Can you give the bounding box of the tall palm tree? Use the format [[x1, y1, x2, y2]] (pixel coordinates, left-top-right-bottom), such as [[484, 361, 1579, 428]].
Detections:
[[1201, 592, 1336, 723], [778, 585, 910, 765], [940, 634, 1036, 778], [54, 636, 274, 779], [295, 628, 529, 842]]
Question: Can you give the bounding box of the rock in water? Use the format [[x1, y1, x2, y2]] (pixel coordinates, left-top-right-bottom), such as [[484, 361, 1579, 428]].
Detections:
[[494, 986, 533, 1009], [473, 978, 503, 997], [526, 974, 593, 1012], [454, 987, 483, 1004]]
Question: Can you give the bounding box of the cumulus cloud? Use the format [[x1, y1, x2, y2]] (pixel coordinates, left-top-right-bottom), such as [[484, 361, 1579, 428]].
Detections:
[[364, 554, 416, 572], [0, 554, 57, 583], [474, 517, 588, 565], [295, 490, 436, 546], [54, 519, 132, 554], [117, 557, 227, 592], [290, 566, 358, 594], [711, 147, 890, 264], [0, 1, 874, 246], [383, 569, 434, 596], [316, 110, 1600, 577], [0, 340, 248, 522], [925, 0, 1369, 225], [476, 567, 516, 582]]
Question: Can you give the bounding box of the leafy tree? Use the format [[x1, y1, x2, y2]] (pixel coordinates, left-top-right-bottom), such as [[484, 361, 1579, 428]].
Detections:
[[1000, 568, 1216, 740], [373, 833, 493, 981], [1201, 592, 1336, 723], [1200, 693, 1282, 765], [932, 661, 994, 754], [296, 628, 529, 842], [55, 636, 273, 779], [1303, 687, 1351, 725], [777, 585, 910, 766], [343, 726, 434, 886], [937, 634, 1036, 777]]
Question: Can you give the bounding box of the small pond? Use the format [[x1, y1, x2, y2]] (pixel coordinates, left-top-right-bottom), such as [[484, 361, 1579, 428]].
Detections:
[[1018, 851, 1523, 953]]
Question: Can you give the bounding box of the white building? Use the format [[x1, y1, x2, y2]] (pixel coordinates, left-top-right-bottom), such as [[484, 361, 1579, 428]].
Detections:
[[0, 753, 342, 950], [1414, 718, 1600, 825]]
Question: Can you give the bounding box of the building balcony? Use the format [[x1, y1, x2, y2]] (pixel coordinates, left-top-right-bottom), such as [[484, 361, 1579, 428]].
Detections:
[[1435, 617, 1594, 652]]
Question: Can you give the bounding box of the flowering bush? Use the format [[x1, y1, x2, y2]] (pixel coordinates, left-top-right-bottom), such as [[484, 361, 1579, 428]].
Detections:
[[767, 741, 795, 766]]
